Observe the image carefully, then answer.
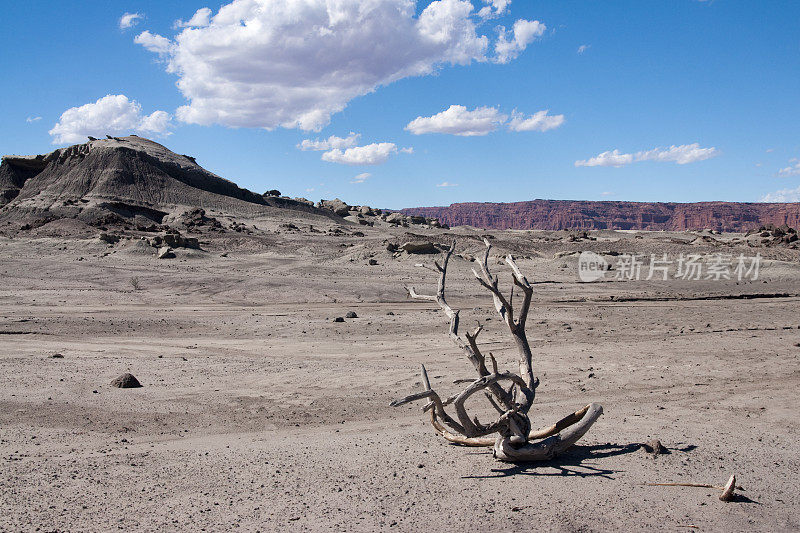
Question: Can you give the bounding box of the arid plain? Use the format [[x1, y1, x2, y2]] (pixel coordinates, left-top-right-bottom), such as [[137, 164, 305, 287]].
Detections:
[[2, 213, 799, 532]]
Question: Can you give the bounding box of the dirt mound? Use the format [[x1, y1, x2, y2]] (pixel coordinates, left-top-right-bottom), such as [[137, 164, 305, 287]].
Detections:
[[110, 373, 142, 388]]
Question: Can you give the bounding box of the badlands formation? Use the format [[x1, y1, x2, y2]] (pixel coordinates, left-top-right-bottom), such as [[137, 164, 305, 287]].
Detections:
[[1, 137, 799, 531]]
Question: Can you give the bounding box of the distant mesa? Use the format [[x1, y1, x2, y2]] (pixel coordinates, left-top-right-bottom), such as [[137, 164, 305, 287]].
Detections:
[[402, 200, 800, 232]]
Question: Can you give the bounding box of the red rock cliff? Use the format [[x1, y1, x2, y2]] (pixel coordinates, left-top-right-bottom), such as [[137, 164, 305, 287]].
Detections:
[[401, 200, 800, 232]]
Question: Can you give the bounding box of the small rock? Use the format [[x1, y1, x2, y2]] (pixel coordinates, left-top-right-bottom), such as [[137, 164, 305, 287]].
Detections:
[[220, 252, 228, 257], [642, 439, 669, 455], [385, 212, 405, 225], [50, 353, 64, 359], [111, 373, 142, 388], [98, 233, 120, 244], [157, 246, 174, 259], [386, 311, 395, 316], [368, 259, 378, 266], [345, 311, 358, 319], [332, 317, 345, 323], [401, 241, 438, 254]]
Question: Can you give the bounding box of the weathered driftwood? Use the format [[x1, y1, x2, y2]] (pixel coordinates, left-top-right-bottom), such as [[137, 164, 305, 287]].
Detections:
[[391, 239, 602, 462]]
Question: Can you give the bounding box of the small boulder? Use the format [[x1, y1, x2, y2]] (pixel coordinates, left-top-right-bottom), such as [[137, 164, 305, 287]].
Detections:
[[642, 439, 669, 455], [157, 246, 174, 259], [345, 311, 358, 319], [111, 373, 142, 388], [368, 259, 378, 266], [385, 212, 405, 225], [98, 233, 120, 244], [332, 316, 345, 323], [401, 241, 439, 254], [318, 198, 351, 216]]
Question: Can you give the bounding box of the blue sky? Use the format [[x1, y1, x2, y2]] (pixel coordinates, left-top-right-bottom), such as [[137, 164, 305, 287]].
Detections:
[[1, 1, 799, 208]]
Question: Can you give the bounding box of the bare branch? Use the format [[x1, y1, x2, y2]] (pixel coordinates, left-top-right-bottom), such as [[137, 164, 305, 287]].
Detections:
[[395, 238, 602, 461], [452, 372, 527, 437]]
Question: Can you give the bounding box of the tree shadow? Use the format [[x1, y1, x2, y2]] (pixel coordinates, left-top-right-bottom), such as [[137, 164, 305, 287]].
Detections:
[[462, 443, 640, 480]]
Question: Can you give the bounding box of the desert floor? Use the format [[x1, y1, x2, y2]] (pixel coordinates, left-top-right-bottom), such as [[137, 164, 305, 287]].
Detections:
[[1, 225, 799, 531]]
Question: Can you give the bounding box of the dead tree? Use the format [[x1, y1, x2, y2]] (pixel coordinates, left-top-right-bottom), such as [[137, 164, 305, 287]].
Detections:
[[391, 239, 603, 462]]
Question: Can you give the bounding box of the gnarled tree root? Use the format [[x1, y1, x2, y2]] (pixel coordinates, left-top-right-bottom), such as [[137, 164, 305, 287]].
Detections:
[[429, 402, 602, 460], [492, 403, 604, 462]]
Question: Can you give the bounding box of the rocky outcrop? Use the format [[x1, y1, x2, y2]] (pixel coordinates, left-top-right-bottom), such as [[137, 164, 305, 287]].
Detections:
[[316, 198, 445, 229], [402, 200, 800, 232], [0, 136, 336, 228]]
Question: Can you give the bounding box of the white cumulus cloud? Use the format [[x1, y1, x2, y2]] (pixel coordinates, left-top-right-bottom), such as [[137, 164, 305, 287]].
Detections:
[[321, 142, 405, 166], [507, 109, 564, 132], [760, 185, 800, 202], [575, 149, 634, 168], [478, 0, 510, 19], [119, 12, 143, 30], [135, 0, 544, 131], [777, 159, 800, 177], [575, 143, 719, 167], [298, 133, 361, 151], [134, 30, 173, 56], [406, 105, 507, 136], [175, 7, 212, 28], [48, 94, 172, 145], [495, 19, 546, 64], [407, 105, 563, 136]]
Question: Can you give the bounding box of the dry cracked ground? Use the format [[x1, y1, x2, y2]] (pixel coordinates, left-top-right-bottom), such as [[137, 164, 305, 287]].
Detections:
[[1, 224, 799, 532]]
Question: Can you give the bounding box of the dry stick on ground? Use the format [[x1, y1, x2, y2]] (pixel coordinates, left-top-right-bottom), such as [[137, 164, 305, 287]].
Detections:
[[391, 239, 603, 462], [646, 475, 741, 502]]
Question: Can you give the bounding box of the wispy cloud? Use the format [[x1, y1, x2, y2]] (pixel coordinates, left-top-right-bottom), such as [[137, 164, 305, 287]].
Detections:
[[350, 172, 371, 184], [507, 110, 565, 132], [577, 44, 590, 54], [298, 133, 360, 151], [776, 158, 800, 177], [26, 116, 42, 123], [760, 185, 800, 202], [576, 143, 719, 167], [436, 181, 459, 187], [119, 12, 143, 30], [600, 191, 613, 197]]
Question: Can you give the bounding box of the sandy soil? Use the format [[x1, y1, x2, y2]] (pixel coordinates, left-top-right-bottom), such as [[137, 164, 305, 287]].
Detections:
[[1, 222, 799, 532]]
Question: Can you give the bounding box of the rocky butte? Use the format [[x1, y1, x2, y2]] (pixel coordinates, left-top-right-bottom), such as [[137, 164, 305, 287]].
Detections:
[[0, 135, 443, 234], [402, 200, 800, 232]]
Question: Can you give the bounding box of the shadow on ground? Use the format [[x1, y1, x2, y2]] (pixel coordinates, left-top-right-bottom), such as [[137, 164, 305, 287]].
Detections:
[[462, 443, 641, 480]]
